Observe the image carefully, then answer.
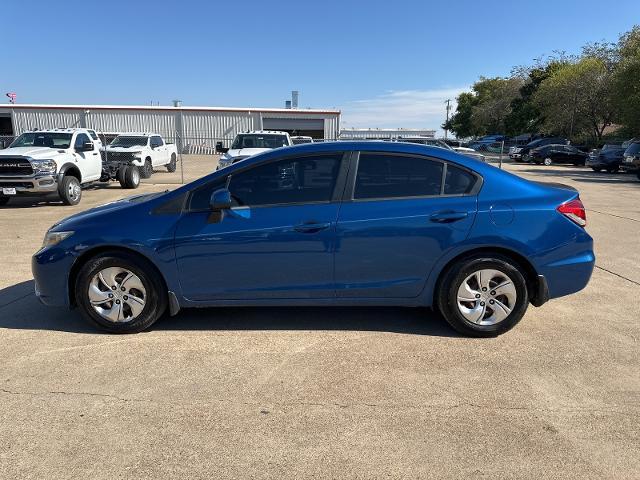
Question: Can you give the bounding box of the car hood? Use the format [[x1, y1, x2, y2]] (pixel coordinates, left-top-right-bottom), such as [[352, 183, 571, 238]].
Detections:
[[0, 146, 68, 159], [227, 147, 271, 158], [105, 146, 144, 153], [51, 192, 164, 230]]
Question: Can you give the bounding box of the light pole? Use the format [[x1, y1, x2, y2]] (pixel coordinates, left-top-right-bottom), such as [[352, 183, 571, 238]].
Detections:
[[444, 99, 451, 140]]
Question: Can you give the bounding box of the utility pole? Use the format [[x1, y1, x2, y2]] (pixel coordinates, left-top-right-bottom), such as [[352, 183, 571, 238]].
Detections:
[[444, 99, 451, 140]]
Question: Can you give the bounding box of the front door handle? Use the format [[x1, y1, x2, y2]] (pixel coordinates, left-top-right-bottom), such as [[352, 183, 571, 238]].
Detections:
[[430, 211, 469, 223], [294, 221, 331, 233]]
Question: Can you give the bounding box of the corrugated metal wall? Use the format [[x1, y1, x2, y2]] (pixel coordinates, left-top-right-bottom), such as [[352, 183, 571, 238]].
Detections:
[[7, 108, 340, 145]]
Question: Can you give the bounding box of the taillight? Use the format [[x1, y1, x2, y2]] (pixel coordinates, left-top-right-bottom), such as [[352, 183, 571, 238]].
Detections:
[[557, 198, 587, 227]]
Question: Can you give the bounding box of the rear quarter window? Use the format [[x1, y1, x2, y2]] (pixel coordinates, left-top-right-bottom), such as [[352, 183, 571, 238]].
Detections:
[[444, 165, 476, 195]]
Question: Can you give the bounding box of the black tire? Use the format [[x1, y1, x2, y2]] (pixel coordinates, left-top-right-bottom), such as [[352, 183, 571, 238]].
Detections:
[[139, 158, 153, 178], [543, 157, 553, 166], [119, 166, 140, 189], [607, 166, 619, 173], [58, 175, 82, 205], [75, 251, 167, 333], [636, 171, 640, 181], [592, 167, 602, 172], [437, 254, 529, 337], [167, 153, 177, 172], [0, 196, 10, 206]]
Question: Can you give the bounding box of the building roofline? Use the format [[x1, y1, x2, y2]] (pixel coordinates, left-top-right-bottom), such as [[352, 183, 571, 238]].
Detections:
[[0, 103, 341, 115]]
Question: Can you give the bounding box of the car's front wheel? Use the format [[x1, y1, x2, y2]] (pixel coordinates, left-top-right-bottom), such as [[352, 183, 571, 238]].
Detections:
[[75, 252, 167, 333], [167, 154, 177, 172], [59, 175, 82, 205], [437, 255, 529, 337], [0, 196, 10, 206], [543, 157, 553, 166], [140, 158, 153, 178], [592, 167, 602, 172]]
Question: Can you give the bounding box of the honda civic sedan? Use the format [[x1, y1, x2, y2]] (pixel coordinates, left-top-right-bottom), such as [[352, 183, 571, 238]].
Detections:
[[32, 142, 595, 337]]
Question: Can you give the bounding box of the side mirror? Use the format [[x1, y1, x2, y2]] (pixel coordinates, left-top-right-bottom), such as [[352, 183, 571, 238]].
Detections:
[[79, 142, 94, 151], [210, 188, 232, 211], [208, 188, 232, 223]]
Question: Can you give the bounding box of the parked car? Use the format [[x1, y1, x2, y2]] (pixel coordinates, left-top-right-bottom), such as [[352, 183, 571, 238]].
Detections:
[[217, 130, 292, 169], [396, 136, 486, 162], [511, 137, 568, 162], [102, 133, 177, 180], [622, 141, 640, 178], [32, 141, 594, 337], [585, 144, 626, 173], [0, 128, 105, 206], [529, 144, 588, 166], [291, 136, 314, 145]]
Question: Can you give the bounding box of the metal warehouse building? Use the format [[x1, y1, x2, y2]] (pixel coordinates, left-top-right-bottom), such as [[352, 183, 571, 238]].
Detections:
[[0, 104, 340, 152]]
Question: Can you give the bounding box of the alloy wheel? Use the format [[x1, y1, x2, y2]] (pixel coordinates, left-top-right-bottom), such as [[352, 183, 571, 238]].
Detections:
[[88, 267, 146, 323], [456, 269, 517, 325]]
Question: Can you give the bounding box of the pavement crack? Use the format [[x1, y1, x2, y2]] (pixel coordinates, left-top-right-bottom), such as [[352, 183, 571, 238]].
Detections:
[[0, 387, 147, 403], [595, 265, 640, 286]]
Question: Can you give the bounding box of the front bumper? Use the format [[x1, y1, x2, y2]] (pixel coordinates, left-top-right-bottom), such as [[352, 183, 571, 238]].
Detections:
[[0, 174, 58, 195], [32, 245, 76, 307]]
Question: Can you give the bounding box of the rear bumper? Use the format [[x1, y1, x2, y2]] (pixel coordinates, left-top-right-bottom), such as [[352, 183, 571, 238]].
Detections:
[[539, 249, 595, 300], [0, 174, 58, 194]]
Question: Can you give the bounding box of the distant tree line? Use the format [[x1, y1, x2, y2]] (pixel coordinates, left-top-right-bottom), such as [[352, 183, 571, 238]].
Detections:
[[443, 26, 640, 145]]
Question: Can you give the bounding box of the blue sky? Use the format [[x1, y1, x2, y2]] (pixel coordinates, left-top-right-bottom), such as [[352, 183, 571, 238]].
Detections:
[[3, 0, 639, 133]]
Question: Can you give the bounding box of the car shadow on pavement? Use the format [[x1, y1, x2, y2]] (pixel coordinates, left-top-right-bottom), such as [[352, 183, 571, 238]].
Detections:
[[0, 281, 459, 337], [519, 168, 639, 185]]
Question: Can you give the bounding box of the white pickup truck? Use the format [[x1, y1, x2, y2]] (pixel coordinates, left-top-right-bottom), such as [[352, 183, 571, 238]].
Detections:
[[217, 130, 292, 169], [103, 133, 177, 179], [0, 128, 107, 206]]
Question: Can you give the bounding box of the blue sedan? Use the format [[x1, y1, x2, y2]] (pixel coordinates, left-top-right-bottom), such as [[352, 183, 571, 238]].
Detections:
[[32, 142, 595, 337]]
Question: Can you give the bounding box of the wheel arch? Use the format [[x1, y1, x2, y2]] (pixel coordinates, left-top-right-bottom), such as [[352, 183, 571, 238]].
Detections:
[[68, 245, 168, 307], [428, 246, 541, 308], [58, 163, 82, 183]]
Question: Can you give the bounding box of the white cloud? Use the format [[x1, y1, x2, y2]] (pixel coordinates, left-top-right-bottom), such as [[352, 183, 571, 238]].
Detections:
[[340, 87, 469, 134]]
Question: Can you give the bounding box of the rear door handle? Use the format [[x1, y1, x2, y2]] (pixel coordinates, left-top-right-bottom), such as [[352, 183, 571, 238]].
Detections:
[[430, 211, 469, 223], [294, 221, 331, 233]]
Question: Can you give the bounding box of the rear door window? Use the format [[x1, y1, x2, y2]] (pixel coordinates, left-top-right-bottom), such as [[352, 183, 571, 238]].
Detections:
[[354, 154, 443, 199]]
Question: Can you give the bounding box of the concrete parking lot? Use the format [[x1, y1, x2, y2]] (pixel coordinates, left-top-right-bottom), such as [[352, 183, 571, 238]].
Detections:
[[1, 160, 638, 479]]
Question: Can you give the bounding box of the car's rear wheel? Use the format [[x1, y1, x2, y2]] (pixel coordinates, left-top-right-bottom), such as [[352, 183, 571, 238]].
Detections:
[[167, 154, 177, 172], [59, 175, 82, 205], [118, 166, 140, 189], [75, 252, 167, 333], [543, 157, 553, 166], [592, 167, 602, 172], [140, 158, 153, 178], [0, 196, 10, 206], [607, 166, 619, 173], [437, 255, 529, 337]]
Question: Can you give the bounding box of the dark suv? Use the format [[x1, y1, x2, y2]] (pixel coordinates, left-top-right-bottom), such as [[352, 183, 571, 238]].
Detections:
[[622, 142, 640, 178], [586, 144, 626, 173]]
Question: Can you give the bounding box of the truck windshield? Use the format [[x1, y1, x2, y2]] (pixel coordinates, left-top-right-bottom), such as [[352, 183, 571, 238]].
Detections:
[[110, 136, 148, 147], [231, 134, 288, 149], [10, 132, 73, 149]]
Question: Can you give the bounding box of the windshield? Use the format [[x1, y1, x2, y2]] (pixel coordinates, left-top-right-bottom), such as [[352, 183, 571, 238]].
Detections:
[[625, 143, 640, 155], [231, 134, 289, 150], [110, 136, 148, 148], [10, 132, 73, 149]]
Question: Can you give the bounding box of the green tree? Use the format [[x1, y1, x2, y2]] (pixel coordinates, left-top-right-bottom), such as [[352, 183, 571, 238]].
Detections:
[[612, 26, 640, 133], [533, 57, 615, 142]]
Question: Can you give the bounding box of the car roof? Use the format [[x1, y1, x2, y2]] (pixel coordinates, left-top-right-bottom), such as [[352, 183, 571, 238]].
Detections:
[[243, 130, 289, 136], [231, 141, 494, 174]]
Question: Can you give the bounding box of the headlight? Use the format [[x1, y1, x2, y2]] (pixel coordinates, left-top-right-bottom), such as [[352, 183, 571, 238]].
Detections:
[[42, 230, 74, 248], [31, 159, 57, 174]]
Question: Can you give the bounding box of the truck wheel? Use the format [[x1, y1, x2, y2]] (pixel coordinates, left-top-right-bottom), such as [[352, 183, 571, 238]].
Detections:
[[140, 158, 153, 179], [119, 166, 140, 189], [59, 175, 82, 205], [167, 154, 177, 172], [0, 196, 10, 206]]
